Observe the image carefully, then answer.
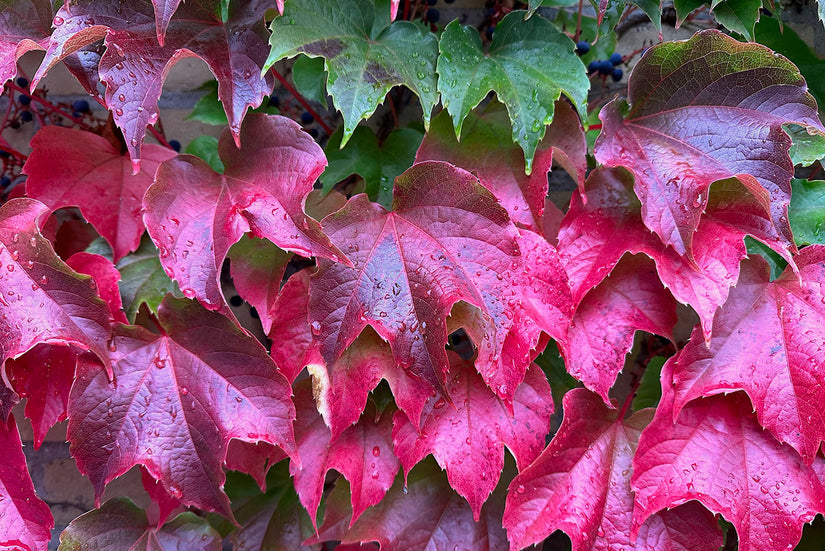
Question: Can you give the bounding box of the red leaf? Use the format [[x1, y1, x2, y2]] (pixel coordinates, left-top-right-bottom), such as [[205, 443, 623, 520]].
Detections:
[[150, 0, 181, 45], [24, 126, 176, 261], [416, 101, 585, 237], [393, 353, 552, 520], [594, 30, 823, 261], [0, 414, 53, 551], [224, 439, 286, 491], [5, 344, 81, 449], [633, 364, 825, 551], [58, 498, 220, 549], [34, 0, 275, 165], [0, 0, 51, 92], [66, 252, 128, 324], [560, 254, 677, 403], [290, 379, 399, 528], [558, 167, 761, 339], [634, 501, 724, 551], [144, 114, 344, 311], [228, 237, 291, 336], [308, 460, 509, 550], [269, 269, 320, 383], [0, 198, 112, 371], [66, 296, 296, 519], [670, 246, 825, 463], [140, 466, 183, 526], [310, 161, 534, 403], [0, 373, 18, 423]]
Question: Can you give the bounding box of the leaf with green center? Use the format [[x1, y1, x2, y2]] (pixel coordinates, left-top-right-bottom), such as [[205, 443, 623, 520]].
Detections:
[[265, 0, 439, 144], [116, 234, 182, 323], [292, 55, 329, 107], [790, 179, 825, 246], [436, 11, 588, 172], [321, 125, 424, 209], [595, 30, 824, 261], [58, 498, 221, 550]]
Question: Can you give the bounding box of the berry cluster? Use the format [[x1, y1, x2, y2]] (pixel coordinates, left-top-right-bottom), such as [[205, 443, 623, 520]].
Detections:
[[583, 47, 624, 82]]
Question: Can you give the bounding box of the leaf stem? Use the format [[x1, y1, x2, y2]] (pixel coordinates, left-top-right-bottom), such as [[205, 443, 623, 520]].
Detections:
[[270, 69, 334, 136], [575, 0, 584, 42]]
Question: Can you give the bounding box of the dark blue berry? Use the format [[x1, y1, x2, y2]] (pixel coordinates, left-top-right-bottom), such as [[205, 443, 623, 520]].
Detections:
[[425, 7, 439, 22], [0, 150, 9, 158], [15, 77, 28, 88], [426, 0, 437, 5], [485, 7, 496, 16], [309, 128, 319, 139], [169, 140, 181, 152], [229, 295, 244, 307], [72, 99, 90, 113], [268, 95, 280, 107], [0, 176, 11, 188], [588, 60, 599, 74], [609, 52, 623, 65], [20, 111, 32, 122], [575, 41, 590, 55], [598, 60, 613, 75], [300, 111, 314, 124], [485, 25, 495, 39], [18, 94, 30, 105], [611, 67, 624, 82], [445, 0, 455, 3]]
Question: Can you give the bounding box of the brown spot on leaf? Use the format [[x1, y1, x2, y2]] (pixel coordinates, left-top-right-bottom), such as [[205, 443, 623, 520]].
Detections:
[[300, 38, 344, 58]]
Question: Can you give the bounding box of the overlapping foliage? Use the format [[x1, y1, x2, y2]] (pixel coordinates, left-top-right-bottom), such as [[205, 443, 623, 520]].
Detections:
[[2, 0, 825, 549]]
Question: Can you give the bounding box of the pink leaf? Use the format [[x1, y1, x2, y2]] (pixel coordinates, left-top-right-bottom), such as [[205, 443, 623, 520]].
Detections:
[[228, 237, 291, 336], [310, 160, 537, 404], [0, 0, 51, 93], [268, 269, 320, 383], [66, 296, 296, 519], [24, 126, 176, 261], [5, 344, 83, 449], [308, 460, 508, 550], [0, 414, 53, 551], [633, 363, 825, 551], [393, 353, 553, 520], [594, 30, 823, 261], [66, 252, 128, 324], [140, 466, 183, 526], [416, 101, 585, 236], [671, 246, 825, 463], [144, 114, 345, 312], [224, 439, 286, 491], [560, 254, 677, 403], [635, 501, 724, 551], [290, 379, 399, 528], [34, 0, 275, 165], [0, 198, 112, 371]]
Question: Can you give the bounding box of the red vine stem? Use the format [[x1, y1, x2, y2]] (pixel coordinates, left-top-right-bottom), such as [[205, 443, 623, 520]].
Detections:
[[270, 69, 334, 135], [0, 143, 28, 161], [575, 0, 584, 41], [5, 81, 92, 130]]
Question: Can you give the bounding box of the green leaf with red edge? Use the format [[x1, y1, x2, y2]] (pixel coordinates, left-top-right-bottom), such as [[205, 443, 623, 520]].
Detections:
[[34, 0, 275, 166], [6, 345, 84, 449], [290, 378, 399, 528], [308, 458, 509, 550], [559, 254, 677, 404], [392, 353, 553, 520], [436, 11, 589, 173], [310, 160, 542, 407], [670, 247, 825, 464], [66, 296, 296, 519], [0, 414, 53, 551], [66, 252, 128, 324], [503, 388, 722, 550], [57, 498, 220, 550], [633, 362, 825, 551], [144, 114, 345, 313], [416, 100, 585, 237], [228, 237, 291, 335], [265, 0, 439, 145], [0, 0, 51, 93], [24, 126, 176, 262], [557, 167, 784, 341], [0, 198, 112, 371], [594, 29, 824, 262]]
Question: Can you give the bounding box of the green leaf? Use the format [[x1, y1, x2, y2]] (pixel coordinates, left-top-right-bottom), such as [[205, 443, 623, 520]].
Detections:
[[554, 10, 617, 67], [116, 234, 183, 322], [745, 236, 787, 280], [266, 0, 439, 145], [754, 16, 825, 112], [187, 81, 279, 127], [790, 179, 825, 246], [185, 135, 224, 173], [787, 124, 825, 167], [595, 0, 662, 35], [674, 0, 760, 40], [436, 11, 589, 173], [320, 125, 423, 208], [527, 0, 579, 17], [632, 356, 665, 411], [534, 341, 580, 413], [292, 55, 329, 107]]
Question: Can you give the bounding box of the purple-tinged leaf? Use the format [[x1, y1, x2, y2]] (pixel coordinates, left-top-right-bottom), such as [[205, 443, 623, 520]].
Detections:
[[144, 114, 345, 312], [594, 29, 824, 261], [66, 252, 128, 324], [228, 237, 291, 335], [0, 0, 51, 93], [67, 296, 296, 519]]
